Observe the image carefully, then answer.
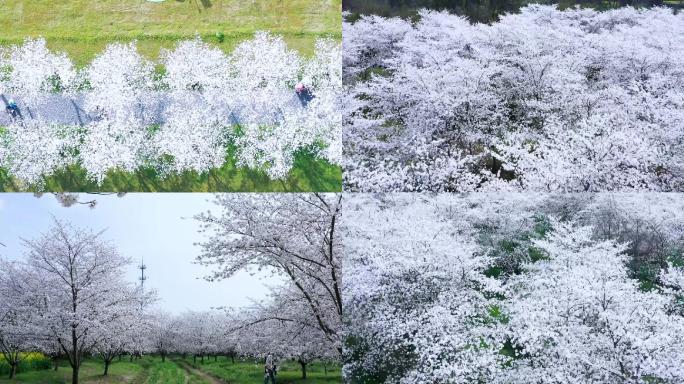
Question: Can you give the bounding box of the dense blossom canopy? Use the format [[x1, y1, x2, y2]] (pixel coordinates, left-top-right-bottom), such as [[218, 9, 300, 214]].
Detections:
[[343, 6, 684, 192], [0, 34, 341, 186], [342, 193, 684, 383], [195, 193, 343, 355], [0, 220, 154, 383]]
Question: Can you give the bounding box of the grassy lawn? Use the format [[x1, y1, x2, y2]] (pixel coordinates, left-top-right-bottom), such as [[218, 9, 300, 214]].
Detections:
[[0, 356, 341, 384], [0, 358, 143, 384], [0, 0, 342, 64], [181, 357, 342, 384], [142, 358, 211, 384], [0, 151, 342, 192]]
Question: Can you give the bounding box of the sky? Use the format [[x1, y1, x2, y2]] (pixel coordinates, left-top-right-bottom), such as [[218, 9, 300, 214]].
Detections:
[[0, 193, 279, 314]]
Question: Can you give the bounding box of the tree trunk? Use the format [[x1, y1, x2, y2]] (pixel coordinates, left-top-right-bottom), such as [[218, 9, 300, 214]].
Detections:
[[193, 355, 196, 364], [130, 354, 133, 362], [54, 359, 59, 371], [71, 326, 80, 384], [103, 360, 110, 376], [231, 355, 235, 364], [8, 363, 17, 379], [161, 353, 166, 363], [201, 355, 204, 364], [214, 355, 217, 362], [300, 361, 307, 380], [71, 364, 80, 384], [118, 354, 122, 362], [324, 362, 328, 376]]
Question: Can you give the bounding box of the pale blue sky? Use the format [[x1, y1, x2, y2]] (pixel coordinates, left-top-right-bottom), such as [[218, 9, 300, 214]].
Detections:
[[0, 193, 278, 313]]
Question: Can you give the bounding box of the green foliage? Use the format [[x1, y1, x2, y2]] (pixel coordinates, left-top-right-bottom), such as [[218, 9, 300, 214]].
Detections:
[[45, 74, 65, 93], [531, 214, 552, 238], [631, 242, 684, 291], [487, 304, 509, 324], [483, 214, 552, 278], [668, 252, 684, 268], [527, 246, 548, 262], [344, 334, 417, 384], [484, 265, 503, 278], [152, 65, 168, 88], [0, 353, 51, 377], [635, 262, 662, 291], [356, 67, 392, 83]]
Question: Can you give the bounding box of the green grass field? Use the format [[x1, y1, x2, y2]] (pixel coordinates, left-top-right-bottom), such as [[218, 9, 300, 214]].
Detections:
[[181, 357, 341, 384], [0, 0, 342, 64], [0, 151, 342, 192], [0, 359, 143, 384], [0, 356, 342, 384]]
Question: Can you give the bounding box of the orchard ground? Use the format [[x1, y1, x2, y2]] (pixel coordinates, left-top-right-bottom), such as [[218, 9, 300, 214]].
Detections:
[[0, 355, 342, 384], [0, 0, 342, 192]]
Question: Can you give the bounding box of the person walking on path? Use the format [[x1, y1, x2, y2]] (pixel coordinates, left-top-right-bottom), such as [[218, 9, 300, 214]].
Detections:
[[5, 99, 22, 120], [264, 354, 277, 384], [295, 82, 314, 107]]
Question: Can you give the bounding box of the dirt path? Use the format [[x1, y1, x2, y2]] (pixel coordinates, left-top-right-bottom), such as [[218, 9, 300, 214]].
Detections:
[[176, 360, 227, 384]]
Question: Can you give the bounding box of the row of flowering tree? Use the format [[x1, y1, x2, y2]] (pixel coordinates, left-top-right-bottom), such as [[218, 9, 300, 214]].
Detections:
[[343, 193, 684, 383], [343, 6, 684, 192], [0, 33, 341, 186], [0, 220, 155, 384], [0, 193, 342, 382], [149, 301, 339, 379]]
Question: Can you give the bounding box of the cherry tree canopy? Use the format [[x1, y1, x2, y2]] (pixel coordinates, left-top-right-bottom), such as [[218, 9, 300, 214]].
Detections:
[[506, 220, 684, 383], [0, 220, 155, 384], [230, 287, 339, 372], [342, 193, 684, 383], [343, 6, 684, 192], [0, 260, 38, 379], [0, 33, 341, 186], [343, 194, 507, 383], [195, 193, 343, 354]]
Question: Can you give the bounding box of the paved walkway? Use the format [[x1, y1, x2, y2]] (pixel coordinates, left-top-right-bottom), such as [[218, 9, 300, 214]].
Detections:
[[0, 92, 304, 127]]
